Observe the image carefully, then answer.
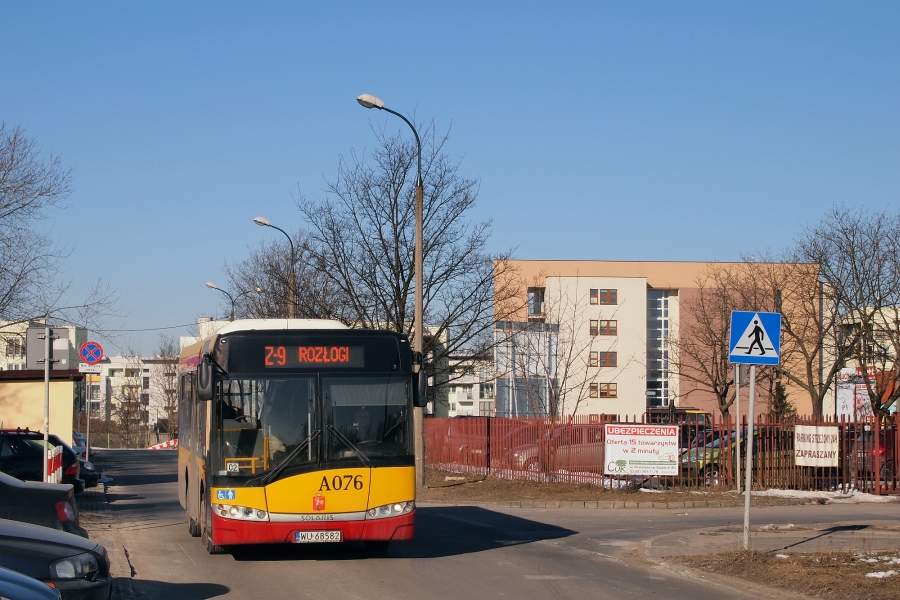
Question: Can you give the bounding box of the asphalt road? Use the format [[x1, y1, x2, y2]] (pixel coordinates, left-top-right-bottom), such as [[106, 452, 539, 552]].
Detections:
[[88, 450, 900, 600]]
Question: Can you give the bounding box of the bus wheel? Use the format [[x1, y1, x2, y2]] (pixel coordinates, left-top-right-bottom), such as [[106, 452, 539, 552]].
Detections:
[[364, 540, 390, 552], [188, 518, 200, 537]]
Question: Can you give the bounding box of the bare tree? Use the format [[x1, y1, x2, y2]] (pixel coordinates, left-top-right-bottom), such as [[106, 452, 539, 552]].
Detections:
[[153, 334, 180, 439], [0, 124, 118, 339], [669, 268, 743, 417], [223, 233, 347, 320], [296, 122, 519, 380], [796, 206, 900, 416], [110, 356, 149, 446]]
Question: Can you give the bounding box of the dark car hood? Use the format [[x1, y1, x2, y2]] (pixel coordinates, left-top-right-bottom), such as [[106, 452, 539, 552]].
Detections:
[[0, 518, 97, 556]]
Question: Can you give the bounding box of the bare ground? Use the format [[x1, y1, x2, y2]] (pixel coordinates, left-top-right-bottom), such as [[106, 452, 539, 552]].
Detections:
[[419, 467, 745, 503], [671, 550, 900, 600]]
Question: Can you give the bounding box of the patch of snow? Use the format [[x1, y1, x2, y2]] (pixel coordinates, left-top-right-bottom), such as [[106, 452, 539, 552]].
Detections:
[[776, 554, 789, 559], [866, 570, 898, 579], [752, 489, 900, 504]]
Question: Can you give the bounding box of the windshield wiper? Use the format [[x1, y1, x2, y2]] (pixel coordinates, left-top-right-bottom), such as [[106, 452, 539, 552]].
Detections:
[[327, 425, 372, 467], [248, 430, 320, 487]]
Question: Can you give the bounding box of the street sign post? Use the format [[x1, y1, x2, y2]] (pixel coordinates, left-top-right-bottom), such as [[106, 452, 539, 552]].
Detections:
[[78, 342, 103, 462], [729, 311, 782, 551]]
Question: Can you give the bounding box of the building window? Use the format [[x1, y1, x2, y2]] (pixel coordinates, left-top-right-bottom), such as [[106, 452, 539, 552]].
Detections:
[[589, 320, 598, 336], [598, 289, 617, 305], [599, 352, 617, 367], [125, 368, 141, 378], [108, 369, 123, 378], [589, 383, 598, 398], [598, 320, 617, 335], [480, 383, 494, 399], [5, 337, 24, 358], [599, 383, 617, 397], [142, 377, 150, 389], [590, 289, 598, 305], [527, 287, 545, 316], [141, 393, 150, 405], [588, 351, 598, 367]]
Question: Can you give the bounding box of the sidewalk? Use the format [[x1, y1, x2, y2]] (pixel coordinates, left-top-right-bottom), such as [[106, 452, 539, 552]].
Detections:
[[75, 484, 134, 597], [642, 520, 900, 559]]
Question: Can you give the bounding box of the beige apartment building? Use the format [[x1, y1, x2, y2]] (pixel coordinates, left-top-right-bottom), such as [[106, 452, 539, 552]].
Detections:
[[494, 260, 820, 419]]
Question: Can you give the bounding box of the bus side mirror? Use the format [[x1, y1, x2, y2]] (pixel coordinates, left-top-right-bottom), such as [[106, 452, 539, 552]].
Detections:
[[197, 354, 215, 401], [413, 370, 428, 408], [412, 352, 428, 408]]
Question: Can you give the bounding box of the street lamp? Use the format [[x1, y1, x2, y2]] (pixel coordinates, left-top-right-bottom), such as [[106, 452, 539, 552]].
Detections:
[[205, 283, 263, 321], [254, 217, 296, 319], [357, 93, 425, 488], [205, 282, 235, 321]]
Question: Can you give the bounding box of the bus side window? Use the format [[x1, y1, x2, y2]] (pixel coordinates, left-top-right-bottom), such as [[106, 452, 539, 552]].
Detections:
[[179, 374, 192, 450]]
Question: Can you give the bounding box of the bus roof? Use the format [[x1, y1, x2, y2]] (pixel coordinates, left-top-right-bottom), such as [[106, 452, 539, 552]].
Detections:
[[214, 319, 349, 336], [179, 319, 350, 365]]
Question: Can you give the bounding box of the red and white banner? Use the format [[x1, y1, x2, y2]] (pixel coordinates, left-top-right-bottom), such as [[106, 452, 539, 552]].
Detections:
[[148, 439, 178, 450]]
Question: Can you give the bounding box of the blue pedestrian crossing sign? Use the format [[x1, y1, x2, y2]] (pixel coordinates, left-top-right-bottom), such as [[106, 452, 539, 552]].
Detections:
[[729, 311, 781, 365]]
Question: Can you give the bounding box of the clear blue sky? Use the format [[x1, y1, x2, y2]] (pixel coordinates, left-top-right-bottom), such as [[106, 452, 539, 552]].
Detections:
[[1, 2, 897, 354]]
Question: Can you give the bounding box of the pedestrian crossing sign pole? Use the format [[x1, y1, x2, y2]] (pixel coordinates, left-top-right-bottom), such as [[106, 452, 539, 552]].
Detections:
[[728, 310, 781, 551]]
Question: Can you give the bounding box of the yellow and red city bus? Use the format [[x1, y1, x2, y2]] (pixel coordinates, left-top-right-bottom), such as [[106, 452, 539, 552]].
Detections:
[[177, 319, 424, 554]]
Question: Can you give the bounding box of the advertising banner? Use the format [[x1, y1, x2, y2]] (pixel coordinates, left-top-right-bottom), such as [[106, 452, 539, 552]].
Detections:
[[604, 424, 678, 476], [794, 425, 839, 467]]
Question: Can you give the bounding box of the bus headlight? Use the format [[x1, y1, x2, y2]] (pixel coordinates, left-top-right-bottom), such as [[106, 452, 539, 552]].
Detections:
[[366, 501, 415, 519], [216, 504, 270, 521]]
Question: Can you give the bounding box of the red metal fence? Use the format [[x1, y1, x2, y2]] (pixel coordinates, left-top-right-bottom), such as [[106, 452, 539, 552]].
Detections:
[[424, 414, 899, 494]]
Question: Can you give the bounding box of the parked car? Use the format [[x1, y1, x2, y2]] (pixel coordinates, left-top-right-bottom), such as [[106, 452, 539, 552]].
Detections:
[[0, 430, 85, 494], [511, 425, 605, 472], [0, 565, 61, 600], [72, 431, 87, 448], [849, 427, 895, 477], [0, 472, 87, 538], [79, 459, 100, 489], [680, 426, 794, 486], [0, 518, 111, 600]]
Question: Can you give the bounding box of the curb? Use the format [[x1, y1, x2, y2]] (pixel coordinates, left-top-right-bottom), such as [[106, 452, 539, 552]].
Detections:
[[417, 497, 818, 510]]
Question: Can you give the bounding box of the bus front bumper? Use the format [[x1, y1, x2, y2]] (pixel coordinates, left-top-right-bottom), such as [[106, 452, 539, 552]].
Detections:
[[212, 510, 415, 546]]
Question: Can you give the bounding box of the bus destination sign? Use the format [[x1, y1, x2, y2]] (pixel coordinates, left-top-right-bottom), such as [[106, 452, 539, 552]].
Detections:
[[264, 345, 365, 368]]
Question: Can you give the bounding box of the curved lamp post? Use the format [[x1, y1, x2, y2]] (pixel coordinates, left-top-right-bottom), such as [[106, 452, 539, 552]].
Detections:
[[357, 93, 425, 488], [205, 282, 235, 321], [253, 217, 296, 319], [206, 282, 263, 321]]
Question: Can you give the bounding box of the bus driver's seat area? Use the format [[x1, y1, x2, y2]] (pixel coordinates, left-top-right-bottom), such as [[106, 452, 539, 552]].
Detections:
[[220, 401, 267, 473]]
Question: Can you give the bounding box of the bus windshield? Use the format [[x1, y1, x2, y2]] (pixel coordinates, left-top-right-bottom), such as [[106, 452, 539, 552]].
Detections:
[[210, 375, 409, 485], [323, 376, 409, 461]]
